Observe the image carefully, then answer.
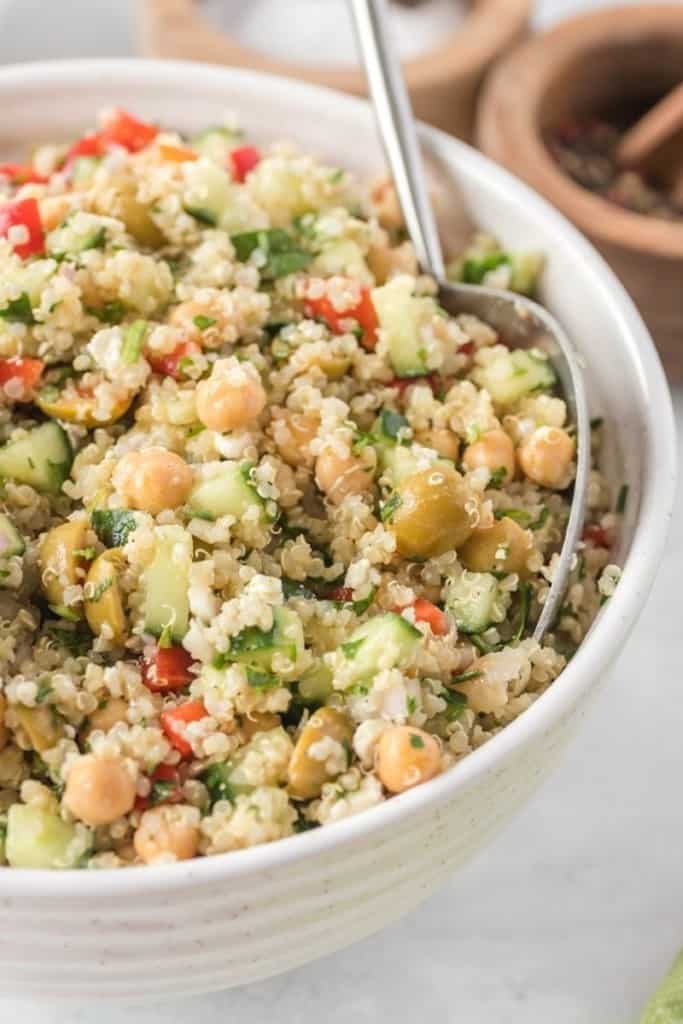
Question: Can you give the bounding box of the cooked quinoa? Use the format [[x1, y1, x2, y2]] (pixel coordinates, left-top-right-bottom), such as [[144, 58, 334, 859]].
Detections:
[[0, 109, 622, 870]]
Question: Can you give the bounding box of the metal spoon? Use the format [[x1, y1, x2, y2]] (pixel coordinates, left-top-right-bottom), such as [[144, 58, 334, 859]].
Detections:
[[350, 0, 590, 640]]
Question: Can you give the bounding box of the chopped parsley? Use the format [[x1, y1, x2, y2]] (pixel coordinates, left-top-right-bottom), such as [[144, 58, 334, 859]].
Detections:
[[149, 779, 177, 806], [462, 252, 510, 284], [0, 292, 36, 325], [86, 300, 125, 325], [379, 407, 410, 441], [45, 624, 91, 656], [48, 604, 81, 622], [409, 733, 425, 749], [341, 637, 365, 659], [513, 583, 533, 644], [201, 762, 236, 805], [35, 681, 53, 704], [246, 667, 280, 691], [74, 546, 96, 560], [90, 576, 113, 602], [230, 228, 311, 279], [442, 688, 468, 720], [193, 314, 216, 330], [91, 509, 138, 548], [379, 491, 402, 523], [82, 226, 107, 251], [488, 466, 507, 488], [616, 484, 629, 515]]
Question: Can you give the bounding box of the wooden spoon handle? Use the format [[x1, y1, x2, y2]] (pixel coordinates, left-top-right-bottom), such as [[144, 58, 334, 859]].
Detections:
[[616, 82, 683, 168]]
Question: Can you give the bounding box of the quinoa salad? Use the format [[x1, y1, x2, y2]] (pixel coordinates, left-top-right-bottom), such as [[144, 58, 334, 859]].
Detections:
[[0, 109, 622, 870]]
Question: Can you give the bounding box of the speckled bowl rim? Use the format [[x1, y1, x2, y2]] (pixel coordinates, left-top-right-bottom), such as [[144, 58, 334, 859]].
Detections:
[[0, 59, 675, 897]]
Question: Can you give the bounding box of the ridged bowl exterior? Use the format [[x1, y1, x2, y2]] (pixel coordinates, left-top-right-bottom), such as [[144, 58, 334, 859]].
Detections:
[[0, 61, 675, 1002]]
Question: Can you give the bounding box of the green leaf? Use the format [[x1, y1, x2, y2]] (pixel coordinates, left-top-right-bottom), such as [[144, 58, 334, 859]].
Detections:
[[513, 582, 533, 644], [409, 733, 424, 749], [86, 300, 125, 325], [81, 226, 107, 252], [530, 505, 550, 531], [282, 578, 316, 600], [121, 319, 147, 364], [494, 507, 531, 526], [185, 206, 217, 226], [353, 588, 376, 615], [230, 228, 311, 279], [488, 466, 507, 488], [469, 634, 502, 655], [90, 577, 113, 602], [45, 624, 91, 656], [450, 670, 483, 686], [193, 314, 216, 330], [48, 604, 81, 622], [149, 779, 177, 806], [91, 509, 138, 548], [616, 483, 629, 515], [0, 292, 36, 325], [462, 252, 510, 285], [341, 637, 365, 659], [35, 681, 53, 704], [201, 762, 236, 805], [379, 492, 402, 523], [229, 622, 277, 657], [246, 666, 280, 691], [380, 408, 410, 441]]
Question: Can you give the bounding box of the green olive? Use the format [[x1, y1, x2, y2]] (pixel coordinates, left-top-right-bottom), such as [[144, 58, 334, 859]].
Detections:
[[390, 464, 479, 560], [84, 549, 128, 644], [288, 707, 353, 800], [15, 705, 62, 753], [39, 519, 89, 614], [93, 183, 165, 248], [459, 517, 534, 577]]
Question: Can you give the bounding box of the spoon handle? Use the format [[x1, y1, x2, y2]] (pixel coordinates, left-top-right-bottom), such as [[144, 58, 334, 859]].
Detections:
[[349, 0, 445, 279]]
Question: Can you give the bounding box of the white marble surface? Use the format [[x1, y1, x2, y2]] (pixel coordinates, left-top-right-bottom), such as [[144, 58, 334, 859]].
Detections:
[[0, 1, 681, 1021]]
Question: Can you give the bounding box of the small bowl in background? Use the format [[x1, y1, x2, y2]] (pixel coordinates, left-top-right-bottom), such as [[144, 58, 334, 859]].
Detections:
[[477, 3, 683, 382], [138, 0, 530, 140]]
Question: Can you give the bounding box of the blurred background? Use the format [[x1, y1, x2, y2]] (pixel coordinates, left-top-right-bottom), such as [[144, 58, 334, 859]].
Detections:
[[1, 2, 681, 1023]]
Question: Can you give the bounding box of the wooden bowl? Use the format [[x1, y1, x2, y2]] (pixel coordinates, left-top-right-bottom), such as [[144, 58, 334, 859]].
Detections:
[[138, 0, 530, 141], [477, 4, 683, 382]]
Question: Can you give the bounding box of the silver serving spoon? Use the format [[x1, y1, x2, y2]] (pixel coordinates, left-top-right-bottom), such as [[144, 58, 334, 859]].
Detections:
[[350, 0, 590, 641]]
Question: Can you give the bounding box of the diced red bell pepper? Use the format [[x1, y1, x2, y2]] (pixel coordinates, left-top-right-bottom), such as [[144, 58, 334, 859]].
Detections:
[[459, 341, 474, 356], [135, 762, 184, 812], [0, 357, 43, 398], [583, 524, 609, 548], [142, 645, 195, 693], [230, 145, 261, 183], [0, 197, 45, 259], [0, 163, 48, 186], [161, 700, 207, 759], [147, 340, 201, 380], [305, 286, 379, 350], [411, 598, 449, 636], [100, 108, 158, 153], [388, 372, 439, 395]]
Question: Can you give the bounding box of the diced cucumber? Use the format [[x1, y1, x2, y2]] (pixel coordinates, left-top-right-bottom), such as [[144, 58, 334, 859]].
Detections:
[[475, 349, 556, 408], [5, 804, 85, 869], [202, 726, 291, 801], [0, 513, 25, 558], [340, 611, 421, 684], [70, 155, 101, 185], [509, 252, 544, 296], [223, 607, 304, 674], [311, 240, 372, 284], [143, 525, 193, 641], [183, 159, 232, 227], [187, 461, 269, 522], [446, 571, 509, 634], [191, 127, 239, 166], [371, 275, 436, 377], [91, 509, 138, 548], [0, 421, 72, 494], [380, 444, 424, 485], [48, 214, 108, 258]]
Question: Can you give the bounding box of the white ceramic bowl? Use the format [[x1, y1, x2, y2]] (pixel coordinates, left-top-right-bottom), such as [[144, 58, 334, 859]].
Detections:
[[0, 60, 675, 1003]]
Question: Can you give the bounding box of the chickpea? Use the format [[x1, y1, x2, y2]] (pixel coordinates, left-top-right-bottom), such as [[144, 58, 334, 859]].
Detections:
[[375, 725, 441, 794], [134, 805, 200, 865], [114, 447, 193, 515], [390, 464, 479, 559], [0, 693, 7, 752], [195, 359, 266, 433], [64, 754, 136, 826], [274, 410, 320, 467], [315, 445, 375, 504], [288, 707, 354, 800], [518, 426, 575, 490], [240, 711, 281, 742], [82, 698, 129, 740], [459, 516, 534, 577], [462, 429, 516, 483], [419, 427, 460, 461]]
